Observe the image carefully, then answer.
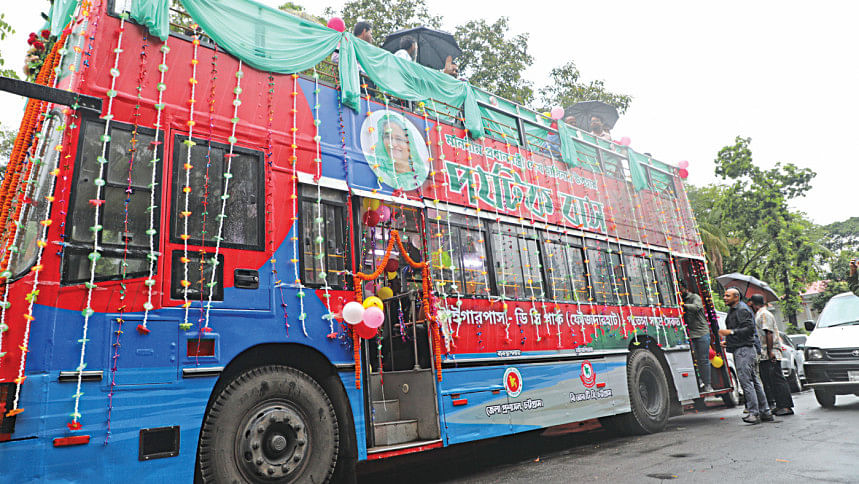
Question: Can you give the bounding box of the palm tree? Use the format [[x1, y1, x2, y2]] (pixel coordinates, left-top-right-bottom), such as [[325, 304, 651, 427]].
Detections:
[[698, 222, 730, 275]]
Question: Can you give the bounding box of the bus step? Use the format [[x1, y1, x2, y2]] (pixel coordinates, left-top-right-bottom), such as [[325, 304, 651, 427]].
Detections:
[[373, 419, 418, 446], [372, 399, 401, 423]]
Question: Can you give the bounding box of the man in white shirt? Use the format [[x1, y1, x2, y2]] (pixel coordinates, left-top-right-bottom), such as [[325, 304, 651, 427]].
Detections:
[[394, 36, 417, 61], [749, 294, 794, 416]]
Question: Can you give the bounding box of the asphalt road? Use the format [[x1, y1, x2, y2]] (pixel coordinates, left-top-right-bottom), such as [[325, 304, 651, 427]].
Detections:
[[358, 390, 859, 483]]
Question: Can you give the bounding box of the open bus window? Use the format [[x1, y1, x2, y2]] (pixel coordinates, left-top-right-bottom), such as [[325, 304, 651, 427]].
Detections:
[[427, 209, 490, 297], [299, 185, 349, 289], [63, 118, 161, 284], [171, 135, 263, 250]]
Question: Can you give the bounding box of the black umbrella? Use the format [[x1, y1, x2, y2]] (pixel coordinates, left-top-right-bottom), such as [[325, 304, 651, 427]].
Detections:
[[566, 101, 620, 131], [382, 26, 462, 70], [716, 272, 780, 303]]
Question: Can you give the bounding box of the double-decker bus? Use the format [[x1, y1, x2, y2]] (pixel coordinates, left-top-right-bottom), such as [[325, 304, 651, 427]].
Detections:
[[0, 1, 736, 481]]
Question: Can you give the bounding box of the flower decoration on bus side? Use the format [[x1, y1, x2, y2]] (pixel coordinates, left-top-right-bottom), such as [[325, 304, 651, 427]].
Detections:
[[70, 12, 129, 431], [141, 42, 170, 331], [288, 73, 306, 335], [178, 29, 202, 335], [360, 111, 430, 192]]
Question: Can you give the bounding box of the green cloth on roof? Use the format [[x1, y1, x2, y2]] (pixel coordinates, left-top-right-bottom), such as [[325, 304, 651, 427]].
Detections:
[[131, 0, 170, 41], [49, 0, 79, 36]]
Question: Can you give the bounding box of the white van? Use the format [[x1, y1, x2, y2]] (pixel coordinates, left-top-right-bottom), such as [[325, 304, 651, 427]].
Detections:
[[803, 292, 859, 407]]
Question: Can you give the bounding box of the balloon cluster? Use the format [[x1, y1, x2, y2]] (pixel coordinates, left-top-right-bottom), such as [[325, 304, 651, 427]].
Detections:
[[361, 198, 392, 227], [678, 160, 689, 179], [342, 296, 386, 339], [708, 346, 724, 368]]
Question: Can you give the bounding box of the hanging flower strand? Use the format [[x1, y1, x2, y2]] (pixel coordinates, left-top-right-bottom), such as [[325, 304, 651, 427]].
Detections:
[[203, 60, 243, 330], [310, 69, 335, 335], [141, 42, 170, 331], [288, 73, 307, 336], [179, 28, 201, 331], [70, 12, 128, 431]]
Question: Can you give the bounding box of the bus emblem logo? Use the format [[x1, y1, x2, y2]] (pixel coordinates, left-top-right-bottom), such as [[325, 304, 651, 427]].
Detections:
[[504, 367, 523, 398], [580, 360, 596, 388]]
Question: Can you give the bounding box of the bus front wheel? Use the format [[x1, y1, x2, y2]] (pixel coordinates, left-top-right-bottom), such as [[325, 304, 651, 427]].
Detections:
[[623, 350, 671, 434], [199, 365, 340, 483]]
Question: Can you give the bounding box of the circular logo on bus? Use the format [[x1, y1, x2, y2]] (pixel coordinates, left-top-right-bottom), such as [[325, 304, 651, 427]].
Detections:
[[504, 367, 523, 398], [580, 360, 596, 388]]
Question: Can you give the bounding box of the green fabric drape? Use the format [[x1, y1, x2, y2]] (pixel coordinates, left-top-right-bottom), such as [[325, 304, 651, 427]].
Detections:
[[628, 149, 674, 192], [338, 33, 484, 138], [131, 0, 170, 41], [628, 149, 651, 191], [558, 123, 578, 167], [179, 0, 341, 74], [49, 0, 79, 36]]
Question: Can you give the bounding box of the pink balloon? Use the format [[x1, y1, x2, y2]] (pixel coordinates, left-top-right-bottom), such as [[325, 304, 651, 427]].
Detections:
[[377, 205, 391, 223], [678, 168, 689, 179], [678, 160, 689, 169], [550, 106, 564, 120], [327, 17, 346, 32], [363, 306, 385, 329], [619, 136, 631, 146]]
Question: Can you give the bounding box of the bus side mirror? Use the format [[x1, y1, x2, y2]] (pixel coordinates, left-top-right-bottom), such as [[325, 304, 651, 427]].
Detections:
[[804, 320, 815, 331]]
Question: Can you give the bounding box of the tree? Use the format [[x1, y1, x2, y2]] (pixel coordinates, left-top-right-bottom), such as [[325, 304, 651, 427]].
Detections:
[[0, 12, 19, 79], [0, 123, 14, 162], [279, 2, 325, 24], [694, 136, 824, 331], [821, 217, 859, 253], [453, 17, 534, 105], [538, 60, 631, 114], [325, 0, 442, 44]]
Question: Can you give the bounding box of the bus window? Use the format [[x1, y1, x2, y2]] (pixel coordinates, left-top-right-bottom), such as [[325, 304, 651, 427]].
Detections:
[[624, 254, 649, 306], [566, 246, 590, 302], [653, 257, 676, 306], [543, 234, 572, 301], [427, 209, 490, 297], [428, 221, 460, 295], [63, 119, 161, 283], [300, 185, 349, 289], [458, 227, 489, 296], [585, 244, 621, 305], [491, 226, 526, 300], [521, 234, 544, 299], [171, 135, 264, 250]]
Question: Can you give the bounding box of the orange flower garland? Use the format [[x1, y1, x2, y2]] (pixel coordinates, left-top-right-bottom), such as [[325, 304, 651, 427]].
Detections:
[[351, 229, 442, 388]]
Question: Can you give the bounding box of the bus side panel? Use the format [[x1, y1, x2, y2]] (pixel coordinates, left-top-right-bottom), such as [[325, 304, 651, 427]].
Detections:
[[338, 371, 368, 462], [438, 356, 632, 445]]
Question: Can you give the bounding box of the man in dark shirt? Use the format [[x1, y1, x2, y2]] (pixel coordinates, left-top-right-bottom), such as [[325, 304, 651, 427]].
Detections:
[[849, 260, 859, 297], [717, 287, 772, 424], [680, 281, 713, 392]]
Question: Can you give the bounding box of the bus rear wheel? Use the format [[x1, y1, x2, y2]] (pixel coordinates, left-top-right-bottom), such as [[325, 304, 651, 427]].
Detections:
[[199, 365, 339, 483], [623, 350, 670, 434]]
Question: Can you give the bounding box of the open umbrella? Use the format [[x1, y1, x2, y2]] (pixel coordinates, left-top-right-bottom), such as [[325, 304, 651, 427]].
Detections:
[[565, 101, 619, 131], [716, 272, 780, 303], [382, 26, 462, 70]]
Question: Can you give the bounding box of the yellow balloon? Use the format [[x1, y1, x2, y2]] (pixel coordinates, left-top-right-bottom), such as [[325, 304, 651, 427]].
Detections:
[[711, 355, 724, 368], [377, 286, 394, 300], [369, 199, 381, 210], [362, 296, 384, 310], [387, 271, 398, 280]]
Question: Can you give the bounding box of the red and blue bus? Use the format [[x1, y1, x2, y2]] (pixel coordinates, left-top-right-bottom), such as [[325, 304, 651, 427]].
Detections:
[[0, 1, 735, 481]]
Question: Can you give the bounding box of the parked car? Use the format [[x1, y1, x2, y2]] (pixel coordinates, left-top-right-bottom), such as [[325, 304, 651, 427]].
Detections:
[[787, 334, 807, 348], [803, 291, 859, 408], [778, 330, 805, 392]]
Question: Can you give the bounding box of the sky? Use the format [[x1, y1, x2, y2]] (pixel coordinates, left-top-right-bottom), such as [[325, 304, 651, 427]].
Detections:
[[1, 1, 856, 224]]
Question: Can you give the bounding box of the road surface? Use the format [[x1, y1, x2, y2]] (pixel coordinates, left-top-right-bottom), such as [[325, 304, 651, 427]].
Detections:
[[358, 390, 859, 483]]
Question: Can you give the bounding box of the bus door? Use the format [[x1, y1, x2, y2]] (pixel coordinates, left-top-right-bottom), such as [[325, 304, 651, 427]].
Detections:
[[357, 200, 441, 450], [675, 258, 733, 397], [159, 134, 270, 369]]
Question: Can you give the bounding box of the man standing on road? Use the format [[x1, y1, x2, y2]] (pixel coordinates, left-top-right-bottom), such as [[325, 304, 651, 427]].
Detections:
[[680, 281, 713, 393], [718, 288, 772, 424], [748, 294, 795, 416]]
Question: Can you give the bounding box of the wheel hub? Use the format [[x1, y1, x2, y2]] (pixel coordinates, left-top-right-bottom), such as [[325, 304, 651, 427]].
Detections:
[[238, 405, 308, 480]]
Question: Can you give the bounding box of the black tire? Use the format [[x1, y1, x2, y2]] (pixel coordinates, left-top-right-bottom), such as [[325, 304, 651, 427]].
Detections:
[[721, 370, 739, 408], [788, 367, 802, 393], [814, 388, 836, 408], [199, 365, 340, 483], [608, 350, 671, 435]]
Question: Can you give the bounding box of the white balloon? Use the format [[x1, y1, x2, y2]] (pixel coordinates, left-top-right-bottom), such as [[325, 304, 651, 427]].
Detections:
[[342, 301, 365, 325]]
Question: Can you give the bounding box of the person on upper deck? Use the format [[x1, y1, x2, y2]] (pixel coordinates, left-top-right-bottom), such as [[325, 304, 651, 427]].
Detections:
[[394, 36, 417, 61], [354, 21, 374, 43], [590, 115, 611, 140]]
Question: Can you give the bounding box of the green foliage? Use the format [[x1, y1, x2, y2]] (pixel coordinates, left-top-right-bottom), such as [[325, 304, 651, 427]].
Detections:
[[0, 12, 19, 79], [278, 2, 325, 24], [691, 136, 825, 329], [325, 0, 442, 44], [811, 281, 849, 314], [454, 17, 533, 105], [538, 60, 631, 114], [0, 123, 14, 163], [821, 217, 859, 253]]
